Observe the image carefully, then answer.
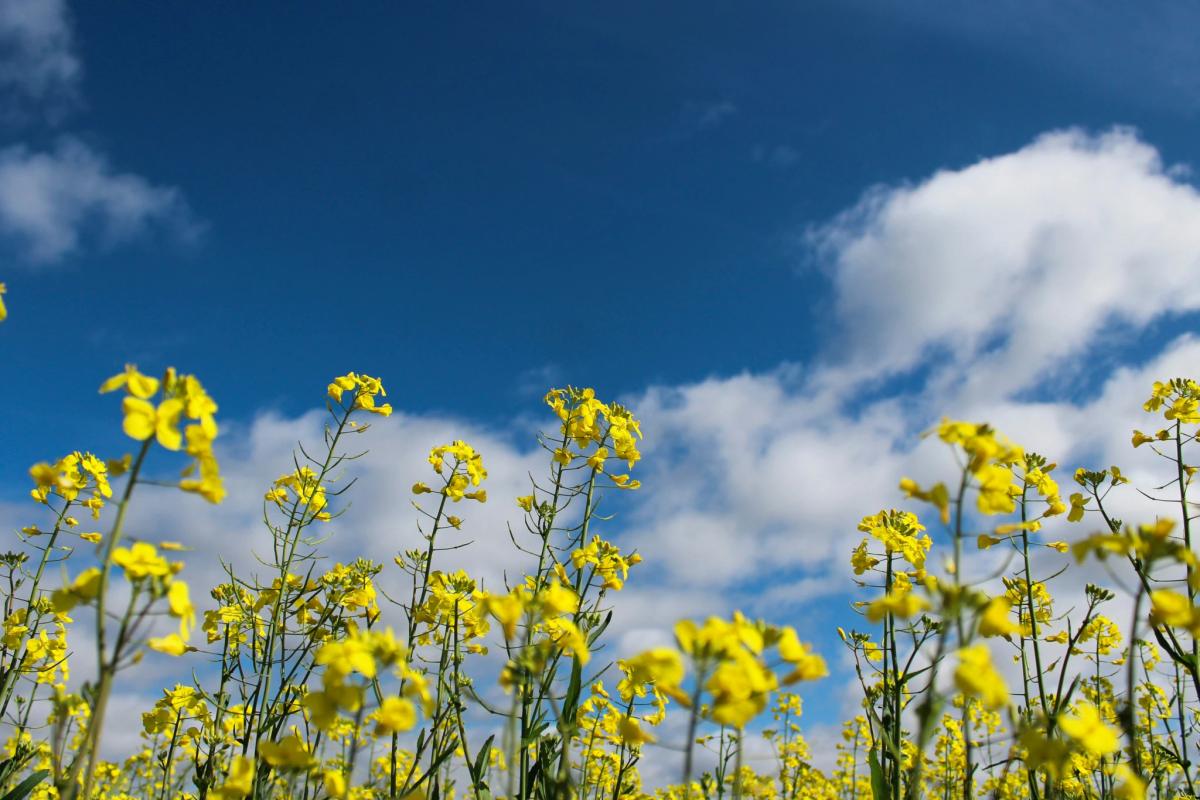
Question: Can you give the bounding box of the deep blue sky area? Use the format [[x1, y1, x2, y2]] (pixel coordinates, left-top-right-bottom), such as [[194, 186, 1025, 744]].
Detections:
[[5, 1, 1200, 487]]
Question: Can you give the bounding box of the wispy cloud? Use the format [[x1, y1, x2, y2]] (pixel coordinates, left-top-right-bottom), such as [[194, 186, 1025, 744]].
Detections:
[[679, 99, 738, 134], [861, 1, 1200, 112], [0, 0, 79, 115], [751, 143, 800, 168], [0, 137, 201, 263], [0, 0, 201, 266]]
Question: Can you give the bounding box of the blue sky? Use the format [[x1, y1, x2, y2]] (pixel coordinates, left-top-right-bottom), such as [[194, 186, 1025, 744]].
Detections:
[[5, 1, 1200, 453], [7, 0, 1200, 770]]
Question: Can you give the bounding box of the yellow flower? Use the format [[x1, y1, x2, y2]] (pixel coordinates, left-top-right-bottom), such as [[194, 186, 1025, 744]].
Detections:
[[147, 633, 194, 656], [1043, 494, 1066, 517], [0, 282, 6, 322], [485, 590, 526, 640], [301, 690, 340, 732], [1149, 589, 1197, 630], [51, 567, 102, 612], [328, 372, 391, 416], [1111, 764, 1146, 800], [1166, 396, 1200, 424], [1144, 380, 1172, 412], [954, 644, 1008, 709], [444, 473, 469, 501], [899, 477, 950, 524], [213, 756, 254, 799], [1058, 702, 1120, 756], [327, 374, 357, 402], [1067, 492, 1089, 522], [618, 716, 655, 746], [543, 616, 591, 664], [258, 732, 316, 770], [976, 463, 1017, 515], [977, 533, 1003, 549], [179, 451, 225, 504], [315, 635, 377, 681], [323, 770, 347, 800], [777, 627, 828, 683], [99, 364, 160, 399], [850, 538, 879, 574], [706, 651, 776, 728], [112, 542, 170, 580], [517, 494, 535, 512], [978, 597, 1025, 638], [622, 648, 686, 697], [121, 396, 184, 449], [371, 696, 416, 736], [539, 581, 580, 616], [865, 590, 928, 623], [168, 580, 196, 638]]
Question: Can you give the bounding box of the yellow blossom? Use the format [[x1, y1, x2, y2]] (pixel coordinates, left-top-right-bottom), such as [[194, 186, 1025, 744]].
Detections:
[[865, 590, 928, 623], [99, 364, 161, 399], [371, 696, 417, 736], [147, 633, 194, 656], [213, 756, 254, 799], [954, 645, 1008, 709], [258, 732, 316, 770], [1059, 702, 1120, 756]]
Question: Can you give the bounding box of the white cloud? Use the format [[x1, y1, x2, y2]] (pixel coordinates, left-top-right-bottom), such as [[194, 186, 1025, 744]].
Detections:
[[809, 128, 1200, 401], [0, 0, 78, 107], [0, 1, 202, 265], [0, 137, 200, 263]]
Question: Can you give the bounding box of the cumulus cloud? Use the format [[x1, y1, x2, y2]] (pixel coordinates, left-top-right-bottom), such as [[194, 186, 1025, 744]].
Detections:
[[612, 130, 1200, 641], [809, 128, 1200, 401], [586, 131, 1200, 765], [0, 137, 201, 263]]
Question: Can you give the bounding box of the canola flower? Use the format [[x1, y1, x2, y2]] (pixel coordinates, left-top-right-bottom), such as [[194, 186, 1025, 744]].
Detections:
[[0, 345, 1199, 800]]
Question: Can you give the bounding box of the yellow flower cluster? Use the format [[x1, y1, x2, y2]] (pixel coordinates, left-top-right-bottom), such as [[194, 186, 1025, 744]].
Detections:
[[11, 355, 1200, 800], [413, 440, 487, 502], [626, 614, 826, 730], [327, 371, 392, 416], [101, 364, 225, 503], [545, 386, 643, 487]]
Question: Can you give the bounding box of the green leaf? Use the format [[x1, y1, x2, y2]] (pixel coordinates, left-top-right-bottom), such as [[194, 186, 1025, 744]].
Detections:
[[868, 749, 887, 800], [561, 658, 583, 725], [1, 770, 48, 800], [470, 734, 496, 782]]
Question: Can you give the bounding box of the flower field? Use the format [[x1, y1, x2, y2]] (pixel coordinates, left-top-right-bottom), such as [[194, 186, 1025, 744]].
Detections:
[[2, 295, 1200, 800]]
